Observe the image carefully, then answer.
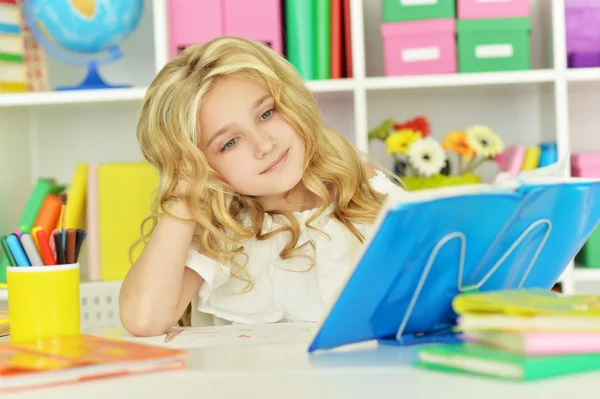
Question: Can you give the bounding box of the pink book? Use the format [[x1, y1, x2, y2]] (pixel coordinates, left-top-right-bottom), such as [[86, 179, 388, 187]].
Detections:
[[87, 163, 100, 282], [465, 331, 600, 356], [502, 145, 526, 177]]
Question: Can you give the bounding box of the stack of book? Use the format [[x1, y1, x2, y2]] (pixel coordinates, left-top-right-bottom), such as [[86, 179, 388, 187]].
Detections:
[[0, 0, 27, 92], [416, 288, 600, 381]]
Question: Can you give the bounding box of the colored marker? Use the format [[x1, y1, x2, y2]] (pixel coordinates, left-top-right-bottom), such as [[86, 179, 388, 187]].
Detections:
[[35, 229, 56, 266], [7, 234, 31, 267], [53, 231, 66, 265], [20, 233, 43, 266], [30, 226, 43, 252], [0, 235, 17, 266]]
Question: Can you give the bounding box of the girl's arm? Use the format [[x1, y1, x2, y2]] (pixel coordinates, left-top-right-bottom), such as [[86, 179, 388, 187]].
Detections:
[[119, 202, 203, 337]]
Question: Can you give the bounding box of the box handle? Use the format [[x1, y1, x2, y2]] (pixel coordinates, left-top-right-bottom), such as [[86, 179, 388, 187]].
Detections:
[[475, 44, 514, 59]]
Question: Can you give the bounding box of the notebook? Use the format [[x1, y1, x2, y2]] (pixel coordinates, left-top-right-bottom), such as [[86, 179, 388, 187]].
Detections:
[[307, 154, 600, 352], [463, 331, 600, 356], [0, 334, 185, 392], [416, 342, 600, 381]]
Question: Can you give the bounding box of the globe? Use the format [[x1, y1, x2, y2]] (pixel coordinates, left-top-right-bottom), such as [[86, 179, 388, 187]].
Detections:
[[22, 0, 144, 91]]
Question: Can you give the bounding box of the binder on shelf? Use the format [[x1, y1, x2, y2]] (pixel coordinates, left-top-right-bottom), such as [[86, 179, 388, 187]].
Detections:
[[308, 156, 600, 353]]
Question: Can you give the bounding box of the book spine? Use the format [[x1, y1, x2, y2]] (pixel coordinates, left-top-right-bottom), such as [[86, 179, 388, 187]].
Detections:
[[285, 0, 317, 80], [315, 0, 330, 79]]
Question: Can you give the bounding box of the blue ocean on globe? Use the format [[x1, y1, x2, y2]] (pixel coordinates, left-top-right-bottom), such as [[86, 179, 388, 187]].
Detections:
[[29, 0, 143, 55]]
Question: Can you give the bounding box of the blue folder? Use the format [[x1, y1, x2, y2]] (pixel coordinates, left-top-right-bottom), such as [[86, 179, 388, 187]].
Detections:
[[308, 177, 600, 352]]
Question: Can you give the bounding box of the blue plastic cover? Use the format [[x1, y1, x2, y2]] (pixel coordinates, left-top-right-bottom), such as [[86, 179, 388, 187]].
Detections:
[[308, 178, 600, 353]]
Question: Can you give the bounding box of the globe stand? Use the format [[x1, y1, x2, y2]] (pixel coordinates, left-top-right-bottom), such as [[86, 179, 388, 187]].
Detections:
[[55, 60, 129, 91]]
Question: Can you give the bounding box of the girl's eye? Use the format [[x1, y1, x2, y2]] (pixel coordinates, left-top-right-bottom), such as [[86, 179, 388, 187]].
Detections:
[[260, 109, 274, 121], [221, 138, 238, 152]]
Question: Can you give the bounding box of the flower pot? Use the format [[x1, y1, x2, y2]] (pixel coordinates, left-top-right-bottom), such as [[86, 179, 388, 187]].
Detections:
[[401, 173, 482, 191]]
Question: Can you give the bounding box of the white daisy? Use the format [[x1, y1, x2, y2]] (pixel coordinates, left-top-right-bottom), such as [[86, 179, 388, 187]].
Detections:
[[407, 137, 447, 177], [466, 125, 504, 158]]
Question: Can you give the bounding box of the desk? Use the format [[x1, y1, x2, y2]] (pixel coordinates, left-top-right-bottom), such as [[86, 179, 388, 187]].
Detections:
[[3, 328, 600, 399]]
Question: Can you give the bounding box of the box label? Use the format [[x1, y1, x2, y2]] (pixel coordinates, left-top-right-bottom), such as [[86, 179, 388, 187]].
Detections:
[[402, 47, 440, 62], [400, 0, 438, 6], [475, 44, 514, 59]]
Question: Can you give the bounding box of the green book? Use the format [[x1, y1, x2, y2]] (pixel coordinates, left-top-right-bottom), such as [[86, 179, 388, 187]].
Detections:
[[315, 0, 330, 80], [0, 52, 24, 63], [417, 343, 600, 381], [285, 0, 317, 80]]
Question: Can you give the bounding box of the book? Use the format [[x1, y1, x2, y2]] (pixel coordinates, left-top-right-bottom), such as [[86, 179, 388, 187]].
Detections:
[[458, 314, 600, 333], [285, 0, 317, 80], [98, 162, 159, 281], [315, 0, 330, 79], [306, 154, 600, 352], [416, 342, 600, 381], [463, 331, 600, 356], [0, 334, 185, 392]]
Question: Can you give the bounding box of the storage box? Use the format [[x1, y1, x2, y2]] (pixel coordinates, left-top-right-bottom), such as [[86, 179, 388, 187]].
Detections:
[[168, 0, 223, 58], [381, 19, 456, 76], [382, 0, 455, 22], [565, 0, 600, 68], [456, 18, 531, 73], [457, 0, 530, 19], [223, 0, 283, 55], [572, 151, 600, 268]]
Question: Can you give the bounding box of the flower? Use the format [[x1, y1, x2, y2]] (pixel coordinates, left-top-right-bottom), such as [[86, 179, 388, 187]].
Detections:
[[385, 128, 421, 154], [407, 137, 447, 177], [393, 116, 430, 137], [442, 130, 475, 161], [465, 125, 504, 158]]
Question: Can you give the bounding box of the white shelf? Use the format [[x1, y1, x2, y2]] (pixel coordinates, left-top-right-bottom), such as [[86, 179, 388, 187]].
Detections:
[[0, 87, 148, 108], [566, 68, 600, 82], [365, 70, 557, 90], [307, 78, 356, 92], [0, 78, 357, 108], [573, 268, 600, 282]]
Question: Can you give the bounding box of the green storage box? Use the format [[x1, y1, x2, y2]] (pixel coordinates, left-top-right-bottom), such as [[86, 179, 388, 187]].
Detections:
[[576, 226, 600, 268], [382, 0, 455, 22], [457, 18, 531, 73]]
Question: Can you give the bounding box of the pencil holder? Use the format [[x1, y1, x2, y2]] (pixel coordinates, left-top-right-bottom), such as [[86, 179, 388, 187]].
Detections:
[[1, 263, 80, 342]]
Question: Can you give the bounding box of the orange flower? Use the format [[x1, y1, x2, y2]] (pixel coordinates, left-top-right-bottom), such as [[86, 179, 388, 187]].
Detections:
[[442, 131, 475, 160]]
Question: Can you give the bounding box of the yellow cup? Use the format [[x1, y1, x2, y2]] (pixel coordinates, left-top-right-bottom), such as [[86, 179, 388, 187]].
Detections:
[[0, 264, 80, 342]]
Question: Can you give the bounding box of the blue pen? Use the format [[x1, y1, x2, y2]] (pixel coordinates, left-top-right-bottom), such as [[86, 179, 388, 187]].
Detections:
[[7, 234, 31, 267]]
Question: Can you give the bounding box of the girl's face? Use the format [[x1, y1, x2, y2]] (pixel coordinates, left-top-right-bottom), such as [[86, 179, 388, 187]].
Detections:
[[198, 76, 306, 204]]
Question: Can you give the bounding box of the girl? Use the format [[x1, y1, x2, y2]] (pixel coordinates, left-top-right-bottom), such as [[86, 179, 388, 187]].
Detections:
[[119, 37, 405, 337]]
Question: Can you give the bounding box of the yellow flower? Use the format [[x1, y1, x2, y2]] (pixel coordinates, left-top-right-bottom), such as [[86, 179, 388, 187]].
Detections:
[[385, 129, 421, 154], [466, 125, 504, 158], [442, 130, 475, 161]]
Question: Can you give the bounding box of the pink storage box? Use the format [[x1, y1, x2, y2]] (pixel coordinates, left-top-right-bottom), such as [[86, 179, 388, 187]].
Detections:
[[168, 0, 223, 58], [223, 0, 283, 55], [571, 152, 600, 177], [381, 19, 456, 76], [457, 0, 530, 19]]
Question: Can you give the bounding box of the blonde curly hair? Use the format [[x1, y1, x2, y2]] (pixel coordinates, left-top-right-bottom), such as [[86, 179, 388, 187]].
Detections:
[[134, 37, 389, 323]]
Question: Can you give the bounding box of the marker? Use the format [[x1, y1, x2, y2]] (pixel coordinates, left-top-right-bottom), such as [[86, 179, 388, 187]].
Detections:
[[53, 231, 66, 265], [30, 226, 43, 252], [66, 229, 76, 264], [6, 234, 31, 267], [0, 235, 17, 266], [74, 229, 85, 263], [35, 229, 56, 266], [20, 233, 43, 266]]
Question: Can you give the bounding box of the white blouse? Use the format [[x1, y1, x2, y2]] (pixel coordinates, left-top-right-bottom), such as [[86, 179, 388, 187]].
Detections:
[[185, 171, 405, 326]]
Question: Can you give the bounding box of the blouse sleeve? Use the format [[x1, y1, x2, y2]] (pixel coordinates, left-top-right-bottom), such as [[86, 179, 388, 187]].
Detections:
[[185, 247, 231, 303], [370, 170, 406, 197]]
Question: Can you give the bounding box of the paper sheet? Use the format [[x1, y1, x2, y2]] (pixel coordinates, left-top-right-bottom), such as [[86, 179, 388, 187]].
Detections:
[[99, 323, 318, 349]]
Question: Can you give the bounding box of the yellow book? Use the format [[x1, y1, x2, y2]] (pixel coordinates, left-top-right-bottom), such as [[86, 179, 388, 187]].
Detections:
[[98, 162, 159, 281], [0, 81, 27, 92], [521, 146, 541, 171], [64, 163, 88, 230]]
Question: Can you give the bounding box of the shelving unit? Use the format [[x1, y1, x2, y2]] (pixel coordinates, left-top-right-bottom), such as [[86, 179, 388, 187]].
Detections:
[[1, 0, 599, 293]]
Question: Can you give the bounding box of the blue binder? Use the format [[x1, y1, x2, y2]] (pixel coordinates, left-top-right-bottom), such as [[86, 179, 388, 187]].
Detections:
[[307, 177, 600, 353]]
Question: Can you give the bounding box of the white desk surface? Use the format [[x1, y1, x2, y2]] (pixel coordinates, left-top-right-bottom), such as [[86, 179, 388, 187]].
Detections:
[[3, 325, 600, 399]]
